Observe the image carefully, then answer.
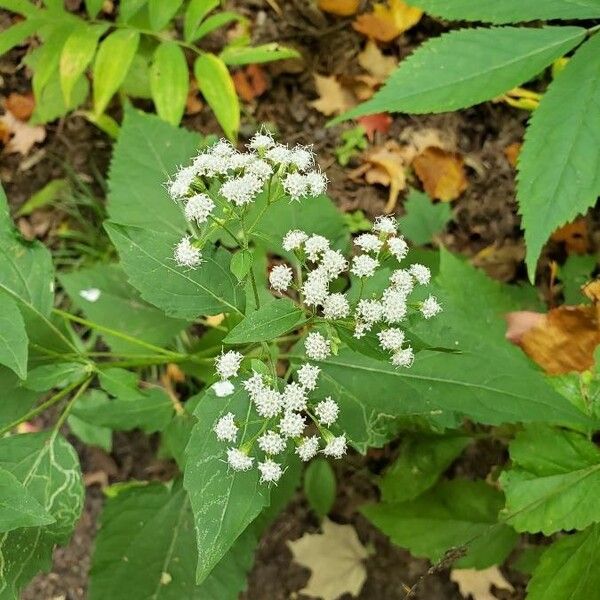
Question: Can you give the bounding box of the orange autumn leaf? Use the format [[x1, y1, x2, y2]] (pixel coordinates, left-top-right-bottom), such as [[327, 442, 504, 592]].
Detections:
[[551, 218, 589, 255], [232, 64, 268, 102], [356, 113, 392, 141], [5, 92, 35, 121], [357, 40, 397, 81], [413, 146, 468, 202], [318, 0, 360, 16], [311, 74, 356, 116], [503, 142, 521, 168], [353, 0, 423, 42]]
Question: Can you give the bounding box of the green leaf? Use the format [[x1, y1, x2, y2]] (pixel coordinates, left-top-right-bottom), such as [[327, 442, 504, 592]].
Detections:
[[0, 467, 54, 533], [150, 41, 189, 126], [59, 263, 187, 355], [118, 0, 148, 22], [67, 413, 112, 452], [0, 18, 45, 56], [304, 458, 336, 518], [411, 0, 600, 23], [105, 223, 244, 319], [0, 432, 84, 597], [191, 11, 244, 42], [0, 367, 38, 429], [230, 248, 254, 281], [335, 26, 585, 122], [398, 188, 451, 245], [60, 22, 107, 106], [148, 0, 183, 30], [194, 53, 239, 141], [31, 69, 89, 124], [0, 294, 27, 379], [362, 480, 518, 569], [93, 29, 140, 115], [380, 434, 470, 503], [15, 178, 70, 217], [527, 525, 600, 600], [500, 425, 600, 534], [24, 362, 87, 392], [120, 52, 152, 99], [561, 254, 596, 304], [0, 0, 43, 17], [518, 35, 600, 279], [224, 298, 306, 344], [220, 43, 300, 66], [184, 0, 218, 42], [85, 0, 104, 17], [183, 386, 271, 583]]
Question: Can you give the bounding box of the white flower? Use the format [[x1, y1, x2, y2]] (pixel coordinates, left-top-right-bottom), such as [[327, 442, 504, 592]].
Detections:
[[315, 397, 339, 426], [320, 249, 348, 279], [290, 145, 314, 171], [258, 458, 283, 484], [354, 233, 383, 253], [388, 236, 409, 261], [283, 382, 308, 412], [297, 363, 320, 391], [305, 332, 331, 361], [377, 328, 405, 351], [246, 158, 273, 180], [174, 236, 202, 268], [322, 434, 347, 459], [323, 293, 350, 319], [391, 346, 414, 368], [304, 235, 330, 262], [410, 263, 431, 285], [381, 288, 408, 324], [243, 372, 265, 399], [356, 299, 383, 325], [257, 430, 286, 455], [227, 448, 254, 471], [184, 193, 215, 224], [283, 229, 308, 252], [215, 350, 243, 380], [168, 166, 195, 199], [229, 153, 256, 170], [214, 412, 238, 442], [302, 270, 329, 307], [279, 411, 306, 438], [266, 144, 292, 165], [389, 269, 414, 295], [220, 174, 263, 206], [296, 436, 319, 461], [210, 139, 236, 158], [212, 380, 235, 397], [283, 172, 308, 201], [193, 153, 228, 177], [421, 295, 442, 319], [304, 171, 328, 196], [248, 132, 275, 151], [373, 215, 397, 235], [254, 387, 283, 418], [351, 254, 379, 278], [269, 264, 293, 292]]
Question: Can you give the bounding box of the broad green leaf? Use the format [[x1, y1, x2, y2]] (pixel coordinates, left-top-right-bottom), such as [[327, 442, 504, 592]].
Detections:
[[24, 362, 87, 392], [518, 35, 600, 279], [93, 29, 140, 115], [85, 0, 104, 17], [500, 425, 600, 534], [363, 480, 518, 569], [194, 53, 239, 141], [0, 467, 54, 533], [148, 0, 183, 30], [118, 0, 148, 22], [0, 18, 45, 56], [60, 22, 107, 106], [0, 367, 38, 429], [220, 43, 300, 66], [336, 26, 585, 122], [0, 432, 84, 598], [411, 0, 600, 23], [184, 0, 218, 42], [224, 298, 306, 344], [120, 52, 152, 99], [150, 41, 189, 126], [380, 434, 470, 503], [67, 413, 112, 452], [304, 458, 336, 518], [30, 69, 89, 124], [191, 12, 244, 42], [59, 263, 187, 355], [527, 524, 600, 600], [0, 294, 27, 379], [107, 106, 199, 232], [0, 0, 43, 17], [398, 188, 451, 246], [230, 248, 254, 281], [105, 224, 244, 319], [183, 386, 270, 583], [561, 254, 596, 304]]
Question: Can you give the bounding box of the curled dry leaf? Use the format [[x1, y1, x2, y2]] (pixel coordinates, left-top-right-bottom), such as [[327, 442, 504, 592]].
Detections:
[[317, 0, 360, 16], [0, 110, 46, 156], [4, 92, 35, 121], [288, 518, 369, 600], [311, 74, 357, 116], [232, 64, 269, 102], [551, 218, 589, 255], [353, 0, 423, 42], [450, 566, 514, 600], [413, 146, 468, 202]]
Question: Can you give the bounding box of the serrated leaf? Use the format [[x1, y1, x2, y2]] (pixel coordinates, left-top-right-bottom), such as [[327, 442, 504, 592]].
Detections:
[[184, 0, 219, 42], [224, 298, 306, 344], [398, 188, 451, 245], [363, 480, 518, 569], [527, 524, 600, 600], [500, 425, 600, 534], [220, 43, 300, 66], [411, 0, 600, 23], [93, 29, 140, 115], [150, 41, 189, 126], [336, 26, 585, 122], [518, 35, 600, 279], [148, 0, 183, 30], [0, 294, 27, 379]]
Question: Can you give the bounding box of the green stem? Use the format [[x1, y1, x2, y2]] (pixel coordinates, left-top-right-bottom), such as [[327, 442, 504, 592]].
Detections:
[[52, 377, 93, 434], [249, 267, 261, 309]]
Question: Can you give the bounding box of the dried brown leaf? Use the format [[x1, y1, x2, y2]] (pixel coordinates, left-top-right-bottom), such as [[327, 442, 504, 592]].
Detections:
[[357, 40, 397, 81], [551, 218, 589, 255], [413, 146, 468, 201], [5, 92, 35, 121], [318, 0, 360, 16], [450, 566, 514, 600], [311, 74, 356, 116], [353, 0, 422, 42], [0, 110, 46, 155]]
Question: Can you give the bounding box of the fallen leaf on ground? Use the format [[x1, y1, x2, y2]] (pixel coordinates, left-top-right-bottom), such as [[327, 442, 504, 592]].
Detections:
[[551, 218, 589, 255], [318, 0, 360, 16], [503, 142, 521, 168], [311, 74, 356, 116], [450, 566, 514, 600], [356, 113, 392, 141], [353, 0, 423, 42], [357, 40, 397, 81], [399, 127, 457, 163], [0, 110, 46, 155], [232, 64, 268, 102], [472, 241, 525, 282], [4, 92, 35, 121], [413, 146, 468, 201], [288, 518, 369, 600]]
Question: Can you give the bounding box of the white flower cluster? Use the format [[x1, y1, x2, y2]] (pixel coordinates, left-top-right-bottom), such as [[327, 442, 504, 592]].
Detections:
[[212, 361, 347, 484], [167, 133, 328, 268]]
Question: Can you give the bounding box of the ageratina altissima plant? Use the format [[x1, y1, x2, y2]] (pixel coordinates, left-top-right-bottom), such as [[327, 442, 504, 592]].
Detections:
[[165, 135, 442, 485]]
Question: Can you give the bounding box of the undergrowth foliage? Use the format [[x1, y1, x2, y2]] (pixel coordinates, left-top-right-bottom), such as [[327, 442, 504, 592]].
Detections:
[[0, 108, 599, 599]]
